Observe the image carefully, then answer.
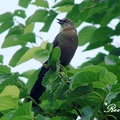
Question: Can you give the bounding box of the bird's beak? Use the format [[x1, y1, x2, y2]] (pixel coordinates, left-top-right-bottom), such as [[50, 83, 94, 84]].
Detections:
[[57, 18, 65, 25]]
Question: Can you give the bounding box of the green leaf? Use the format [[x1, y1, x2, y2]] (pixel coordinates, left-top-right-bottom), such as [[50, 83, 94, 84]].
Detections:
[[24, 23, 34, 33], [100, 2, 120, 27], [32, 0, 49, 8], [0, 65, 11, 73], [17, 47, 41, 65], [114, 22, 120, 35], [0, 85, 20, 98], [79, 52, 106, 68], [18, 33, 35, 44], [115, 101, 120, 108], [41, 41, 49, 49], [111, 83, 120, 92], [81, 106, 94, 120], [78, 26, 97, 46], [72, 65, 116, 89], [91, 52, 105, 65], [26, 69, 40, 93], [67, 85, 92, 103], [86, 7, 108, 25], [106, 92, 118, 104], [81, 65, 107, 77], [72, 71, 100, 89], [104, 44, 120, 56], [20, 69, 36, 78], [16, 41, 53, 65], [92, 88, 105, 101], [84, 27, 113, 51], [99, 62, 120, 74], [116, 73, 120, 83], [0, 12, 13, 22], [53, 0, 74, 8], [6, 24, 24, 37], [56, 5, 73, 12], [26, 9, 48, 25], [50, 117, 62, 120], [66, 4, 81, 23], [41, 10, 57, 32], [0, 55, 4, 63], [2, 33, 35, 48], [72, 65, 107, 88], [36, 114, 50, 120], [0, 73, 20, 93], [88, 2, 108, 17], [50, 47, 61, 62], [0, 96, 18, 111], [105, 55, 120, 65], [0, 73, 8, 83], [89, 26, 113, 41], [2, 35, 19, 48], [110, 48, 120, 56], [0, 74, 11, 86], [33, 49, 50, 64], [11, 102, 32, 120], [0, 111, 14, 120], [9, 47, 29, 67], [13, 9, 26, 18], [101, 71, 117, 85], [0, 85, 19, 111], [18, 0, 31, 8], [40, 41, 53, 51], [0, 21, 14, 33]]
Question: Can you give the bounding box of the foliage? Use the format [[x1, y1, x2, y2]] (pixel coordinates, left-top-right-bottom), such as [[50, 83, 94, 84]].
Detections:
[[0, 0, 120, 120]]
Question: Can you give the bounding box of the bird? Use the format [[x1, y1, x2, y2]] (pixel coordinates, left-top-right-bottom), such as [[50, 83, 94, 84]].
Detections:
[[28, 18, 78, 106]]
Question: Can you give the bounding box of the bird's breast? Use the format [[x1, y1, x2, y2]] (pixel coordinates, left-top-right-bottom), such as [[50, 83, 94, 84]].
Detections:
[[58, 30, 78, 66]]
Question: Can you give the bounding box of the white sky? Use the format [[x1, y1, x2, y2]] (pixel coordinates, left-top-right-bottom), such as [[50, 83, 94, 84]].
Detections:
[[0, 0, 117, 74]]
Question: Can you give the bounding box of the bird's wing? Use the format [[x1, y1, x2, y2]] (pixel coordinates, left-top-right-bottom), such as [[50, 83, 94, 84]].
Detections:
[[52, 33, 60, 48]]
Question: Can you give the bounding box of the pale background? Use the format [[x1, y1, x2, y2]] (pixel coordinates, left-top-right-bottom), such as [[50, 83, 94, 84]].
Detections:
[[0, 0, 119, 74]]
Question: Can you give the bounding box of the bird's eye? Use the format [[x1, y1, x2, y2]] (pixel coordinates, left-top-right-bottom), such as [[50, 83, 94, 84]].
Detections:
[[65, 19, 69, 23]]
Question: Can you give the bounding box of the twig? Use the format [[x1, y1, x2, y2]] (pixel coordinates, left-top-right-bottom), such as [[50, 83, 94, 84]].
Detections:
[[72, 102, 81, 116]]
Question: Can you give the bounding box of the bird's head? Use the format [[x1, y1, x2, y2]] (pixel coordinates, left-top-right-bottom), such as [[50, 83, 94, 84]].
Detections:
[[57, 18, 76, 32]]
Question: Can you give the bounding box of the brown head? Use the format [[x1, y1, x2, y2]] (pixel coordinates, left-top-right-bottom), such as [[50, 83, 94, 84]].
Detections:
[[57, 18, 77, 32]]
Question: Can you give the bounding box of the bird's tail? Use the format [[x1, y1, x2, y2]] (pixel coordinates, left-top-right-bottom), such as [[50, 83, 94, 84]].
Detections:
[[27, 65, 49, 106]]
